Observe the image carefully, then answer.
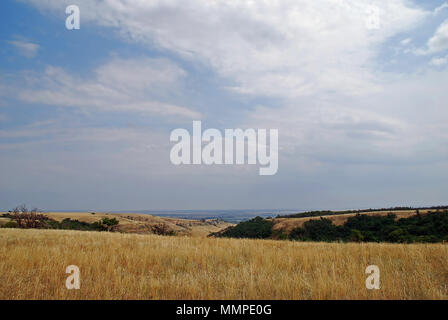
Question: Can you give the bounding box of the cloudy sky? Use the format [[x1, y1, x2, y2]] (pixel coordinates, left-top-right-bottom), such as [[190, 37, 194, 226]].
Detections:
[[1, 0, 448, 211]]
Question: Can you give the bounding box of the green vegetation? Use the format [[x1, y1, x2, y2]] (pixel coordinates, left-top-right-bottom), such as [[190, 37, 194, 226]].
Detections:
[[47, 217, 118, 231], [2, 215, 119, 232], [210, 216, 273, 239], [289, 218, 350, 241], [215, 211, 448, 243], [2, 221, 18, 228], [290, 211, 448, 243], [1, 206, 118, 232]]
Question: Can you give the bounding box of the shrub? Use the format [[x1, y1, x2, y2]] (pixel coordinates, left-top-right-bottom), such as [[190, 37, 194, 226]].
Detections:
[[351, 229, 364, 242], [215, 217, 273, 239], [9, 206, 49, 229], [151, 223, 175, 236], [2, 221, 18, 228]]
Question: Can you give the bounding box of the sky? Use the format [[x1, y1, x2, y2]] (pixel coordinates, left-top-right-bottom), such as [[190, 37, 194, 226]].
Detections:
[[0, 0, 448, 211]]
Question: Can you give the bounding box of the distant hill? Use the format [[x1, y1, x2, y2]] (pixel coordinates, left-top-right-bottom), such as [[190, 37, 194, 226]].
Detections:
[[277, 206, 448, 219], [211, 208, 448, 243], [0, 211, 233, 237]]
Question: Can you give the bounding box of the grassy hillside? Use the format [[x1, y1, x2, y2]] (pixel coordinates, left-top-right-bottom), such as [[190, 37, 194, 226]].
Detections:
[[211, 209, 448, 242], [0, 211, 233, 237], [0, 228, 447, 299], [273, 209, 428, 233]]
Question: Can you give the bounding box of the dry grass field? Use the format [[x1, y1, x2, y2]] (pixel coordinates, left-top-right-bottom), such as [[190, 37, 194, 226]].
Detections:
[[0, 228, 447, 300]]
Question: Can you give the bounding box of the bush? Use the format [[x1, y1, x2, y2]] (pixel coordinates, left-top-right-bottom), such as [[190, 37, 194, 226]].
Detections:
[[151, 223, 175, 236], [214, 217, 273, 239], [351, 229, 364, 242], [101, 217, 119, 226], [289, 227, 306, 240], [8, 206, 49, 229], [2, 221, 18, 228], [60, 218, 99, 231], [289, 218, 349, 242]]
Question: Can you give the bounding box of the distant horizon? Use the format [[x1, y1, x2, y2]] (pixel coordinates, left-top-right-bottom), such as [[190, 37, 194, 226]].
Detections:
[[3, 203, 447, 213]]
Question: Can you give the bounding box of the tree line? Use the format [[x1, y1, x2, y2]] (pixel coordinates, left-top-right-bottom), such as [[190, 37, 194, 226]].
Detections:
[[279, 206, 448, 219], [212, 210, 448, 243], [1, 206, 119, 231]]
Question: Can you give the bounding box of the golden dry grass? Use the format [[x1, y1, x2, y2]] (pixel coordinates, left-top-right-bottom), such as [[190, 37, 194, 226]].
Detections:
[[0, 228, 447, 300]]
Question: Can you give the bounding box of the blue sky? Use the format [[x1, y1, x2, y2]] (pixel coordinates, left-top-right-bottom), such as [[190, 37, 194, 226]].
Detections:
[[1, 0, 448, 211]]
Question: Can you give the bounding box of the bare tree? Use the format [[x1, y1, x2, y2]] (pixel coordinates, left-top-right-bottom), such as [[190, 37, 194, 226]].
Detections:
[[11, 205, 48, 228]]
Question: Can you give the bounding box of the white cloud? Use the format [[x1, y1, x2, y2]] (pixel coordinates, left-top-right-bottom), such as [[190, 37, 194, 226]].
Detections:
[[427, 19, 448, 53], [14, 57, 201, 119], [416, 19, 448, 55], [18, 0, 443, 169], [242, 67, 448, 171], [434, 2, 448, 15], [15, 1, 441, 163], [25, 0, 427, 98], [400, 38, 412, 45], [8, 40, 39, 58], [430, 55, 448, 66]]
